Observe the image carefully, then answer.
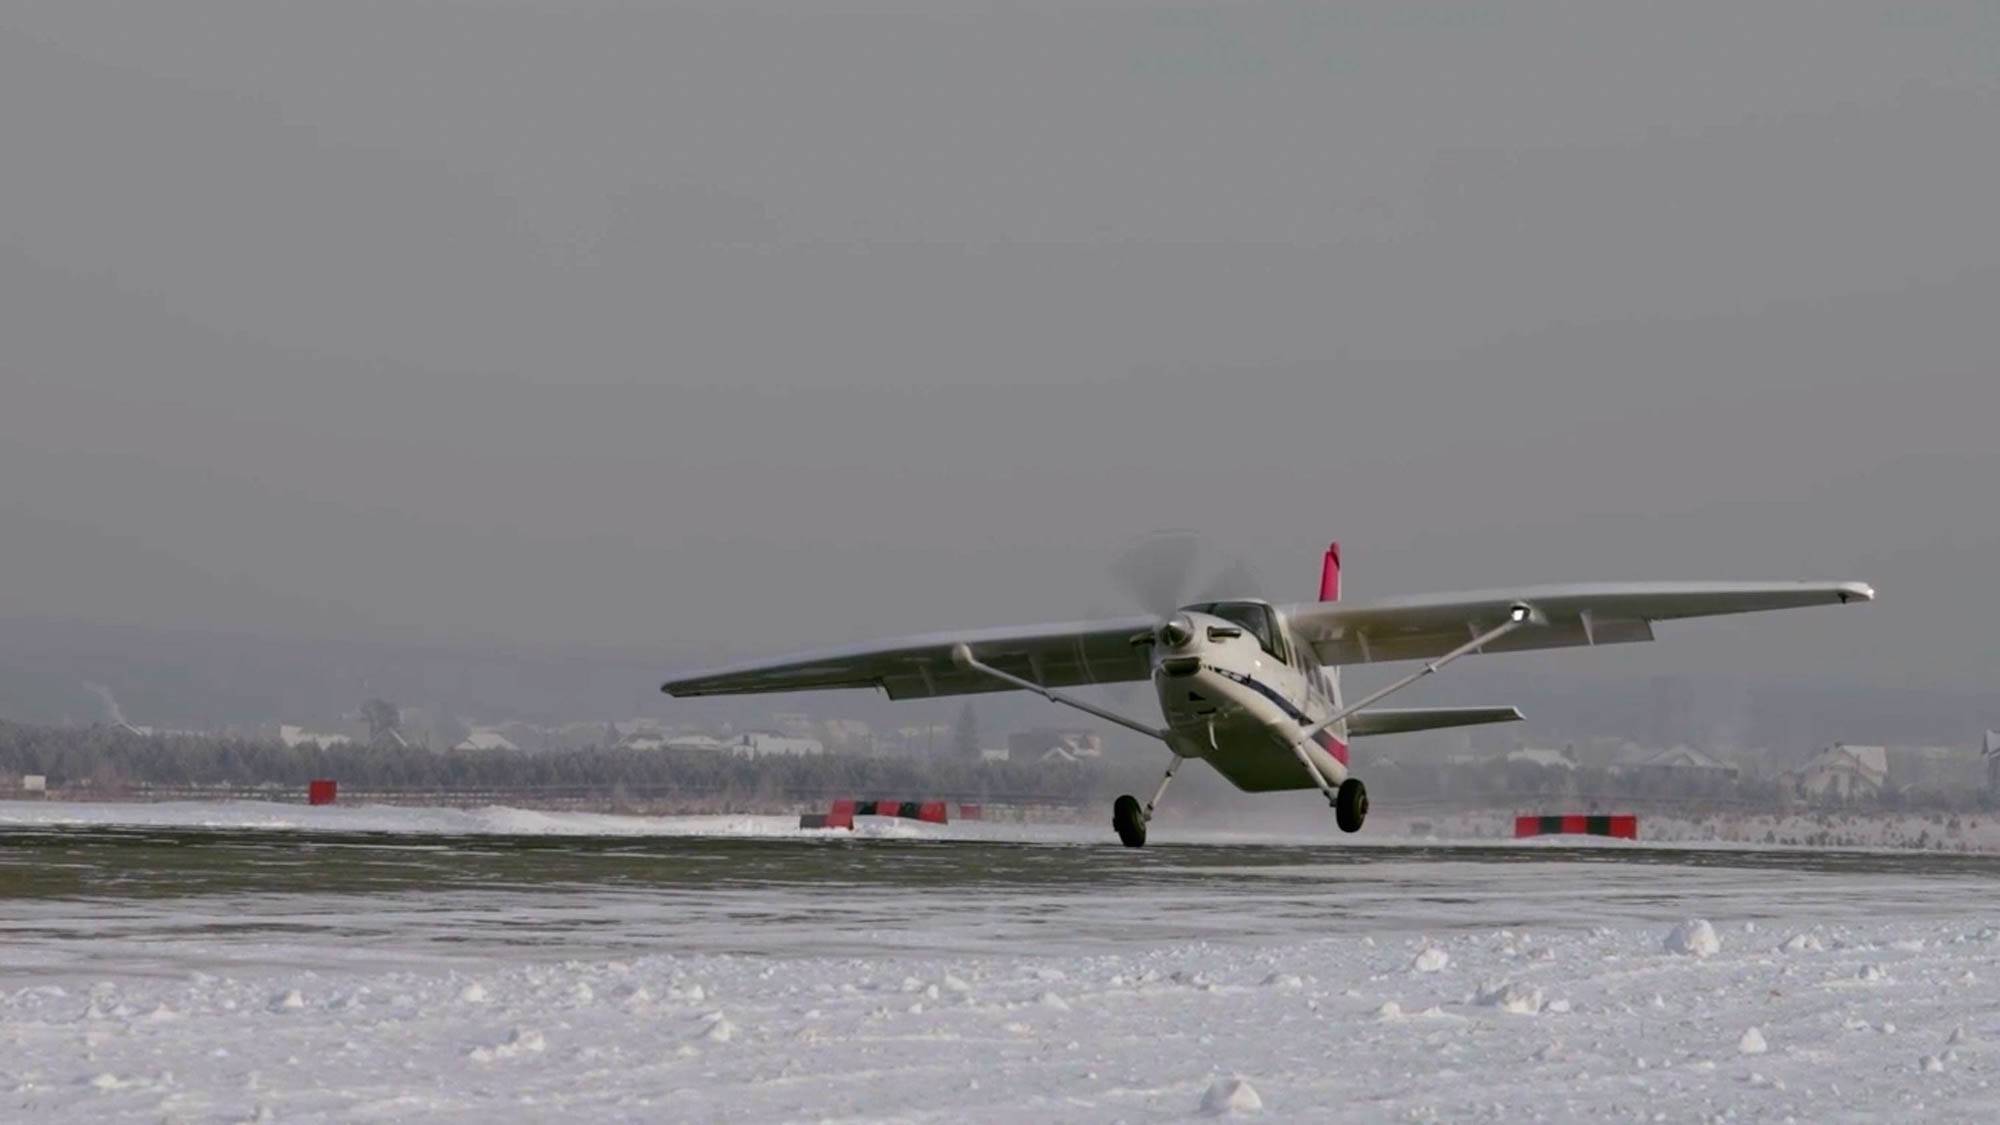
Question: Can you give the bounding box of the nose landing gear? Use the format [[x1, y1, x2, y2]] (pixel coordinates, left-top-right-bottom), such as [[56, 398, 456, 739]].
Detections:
[[1113, 752, 1185, 847], [1335, 777, 1369, 833]]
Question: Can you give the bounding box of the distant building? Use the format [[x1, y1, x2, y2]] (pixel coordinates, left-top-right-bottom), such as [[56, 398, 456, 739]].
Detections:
[[454, 727, 520, 752], [771, 712, 831, 740], [610, 721, 669, 751], [1627, 744, 1741, 782], [1505, 747, 1576, 771], [819, 719, 875, 753], [979, 747, 1011, 763], [1792, 744, 1889, 802], [734, 731, 824, 758], [280, 724, 353, 750], [616, 730, 744, 753], [1007, 729, 1103, 761], [109, 721, 209, 739], [1885, 744, 1984, 796]]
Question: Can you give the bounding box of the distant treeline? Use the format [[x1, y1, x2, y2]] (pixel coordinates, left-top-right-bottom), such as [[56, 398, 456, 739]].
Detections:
[[0, 721, 1114, 804], [5, 721, 1985, 815]]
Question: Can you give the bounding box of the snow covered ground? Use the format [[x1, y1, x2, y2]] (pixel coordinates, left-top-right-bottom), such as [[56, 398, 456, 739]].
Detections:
[[6, 802, 2000, 1122], [11, 912, 2000, 1122]]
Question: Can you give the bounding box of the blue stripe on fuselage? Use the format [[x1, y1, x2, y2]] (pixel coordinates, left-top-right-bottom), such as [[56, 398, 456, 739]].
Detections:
[[1211, 666, 1344, 753]]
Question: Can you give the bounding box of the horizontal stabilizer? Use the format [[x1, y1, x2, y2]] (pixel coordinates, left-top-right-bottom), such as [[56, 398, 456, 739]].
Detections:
[[1346, 706, 1525, 738]]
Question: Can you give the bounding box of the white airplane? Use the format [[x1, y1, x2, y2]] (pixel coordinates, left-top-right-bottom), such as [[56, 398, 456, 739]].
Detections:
[[662, 544, 1872, 846]]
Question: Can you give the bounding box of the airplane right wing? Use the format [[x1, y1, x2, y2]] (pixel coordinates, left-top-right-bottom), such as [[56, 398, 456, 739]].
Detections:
[[1282, 580, 1872, 667], [1346, 706, 1525, 738]]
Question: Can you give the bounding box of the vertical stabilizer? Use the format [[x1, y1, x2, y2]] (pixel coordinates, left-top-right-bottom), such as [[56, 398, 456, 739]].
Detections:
[[1317, 542, 1345, 739]]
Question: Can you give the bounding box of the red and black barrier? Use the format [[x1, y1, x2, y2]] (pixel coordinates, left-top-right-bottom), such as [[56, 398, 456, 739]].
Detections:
[[1514, 813, 1637, 840], [805, 799, 953, 830]]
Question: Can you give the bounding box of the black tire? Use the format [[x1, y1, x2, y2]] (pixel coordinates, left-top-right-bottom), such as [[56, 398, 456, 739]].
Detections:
[[1335, 778, 1369, 834], [1112, 794, 1148, 848]]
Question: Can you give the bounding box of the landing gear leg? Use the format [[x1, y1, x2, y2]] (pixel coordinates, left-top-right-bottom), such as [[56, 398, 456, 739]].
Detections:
[[1287, 739, 1343, 808], [1336, 778, 1369, 834], [1145, 754, 1183, 819], [1286, 738, 1367, 834], [1114, 753, 1184, 848]]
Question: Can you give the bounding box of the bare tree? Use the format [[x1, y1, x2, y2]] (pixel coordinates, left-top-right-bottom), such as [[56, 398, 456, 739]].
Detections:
[[362, 699, 406, 748]]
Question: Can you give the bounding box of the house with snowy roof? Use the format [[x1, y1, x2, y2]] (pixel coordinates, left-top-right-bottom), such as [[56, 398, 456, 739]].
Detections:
[[454, 727, 520, 752], [1632, 744, 1740, 778], [280, 724, 353, 750], [733, 731, 824, 758], [1791, 744, 1889, 802], [1504, 746, 1576, 771]]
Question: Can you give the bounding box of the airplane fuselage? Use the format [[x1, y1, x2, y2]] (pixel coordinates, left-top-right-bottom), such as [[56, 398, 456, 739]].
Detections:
[[1150, 604, 1350, 793]]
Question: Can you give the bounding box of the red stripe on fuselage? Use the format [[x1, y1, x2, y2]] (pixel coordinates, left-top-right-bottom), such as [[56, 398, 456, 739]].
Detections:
[[1313, 728, 1349, 766]]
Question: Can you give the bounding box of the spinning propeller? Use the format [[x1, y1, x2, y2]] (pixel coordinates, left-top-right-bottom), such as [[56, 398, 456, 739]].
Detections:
[[1107, 530, 1265, 648]]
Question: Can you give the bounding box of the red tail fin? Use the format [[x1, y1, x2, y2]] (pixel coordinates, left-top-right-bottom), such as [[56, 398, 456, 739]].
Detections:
[[1319, 542, 1341, 601]]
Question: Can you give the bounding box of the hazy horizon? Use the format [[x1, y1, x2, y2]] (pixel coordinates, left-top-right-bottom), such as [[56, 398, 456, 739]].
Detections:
[[5, 2, 1997, 703]]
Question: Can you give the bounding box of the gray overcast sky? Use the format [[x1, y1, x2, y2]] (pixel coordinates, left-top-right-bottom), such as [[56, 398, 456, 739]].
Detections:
[[3, 2, 1996, 691]]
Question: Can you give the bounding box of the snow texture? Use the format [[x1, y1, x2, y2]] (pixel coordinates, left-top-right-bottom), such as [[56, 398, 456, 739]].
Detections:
[[1200, 1076, 1264, 1115], [1410, 946, 1450, 973], [8, 904, 2000, 1119], [1665, 918, 1722, 958], [8, 803, 2000, 1121]]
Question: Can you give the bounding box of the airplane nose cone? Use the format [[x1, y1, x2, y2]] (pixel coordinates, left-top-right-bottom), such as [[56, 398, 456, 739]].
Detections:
[[1158, 614, 1195, 649]]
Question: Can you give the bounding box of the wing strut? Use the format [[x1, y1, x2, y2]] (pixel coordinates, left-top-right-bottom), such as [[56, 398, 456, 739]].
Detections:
[[950, 644, 1169, 742], [1299, 603, 1537, 747], [1289, 605, 1537, 806]]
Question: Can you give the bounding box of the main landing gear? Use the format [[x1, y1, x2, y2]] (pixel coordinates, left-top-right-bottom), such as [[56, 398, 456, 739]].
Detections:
[[1335, 777, 1369, 834], [1113, 794, 1147, 847]]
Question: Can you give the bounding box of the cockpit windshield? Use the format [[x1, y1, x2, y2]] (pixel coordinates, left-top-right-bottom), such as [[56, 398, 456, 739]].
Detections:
[[1189, 600, 1284, 660]]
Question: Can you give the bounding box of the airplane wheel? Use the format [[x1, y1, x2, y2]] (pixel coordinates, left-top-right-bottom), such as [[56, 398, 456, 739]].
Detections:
[[1112, 794, 1148, 848], [1335, 778, 1369, 834]]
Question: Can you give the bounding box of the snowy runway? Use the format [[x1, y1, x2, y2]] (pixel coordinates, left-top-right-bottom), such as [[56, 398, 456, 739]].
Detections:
[[5, 803, 2000, 1121]]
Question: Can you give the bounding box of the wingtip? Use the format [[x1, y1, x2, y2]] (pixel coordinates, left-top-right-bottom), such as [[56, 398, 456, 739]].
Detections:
[[1837, 581, 1876, 604]]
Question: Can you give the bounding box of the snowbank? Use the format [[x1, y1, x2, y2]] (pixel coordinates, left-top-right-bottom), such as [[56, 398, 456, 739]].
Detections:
[[0, 799, 1019, 841]]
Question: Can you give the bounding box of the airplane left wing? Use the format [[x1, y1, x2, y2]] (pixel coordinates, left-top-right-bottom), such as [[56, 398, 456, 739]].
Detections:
[[1283, 580, 1872, 667], [661, 614, 1159, 700]]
